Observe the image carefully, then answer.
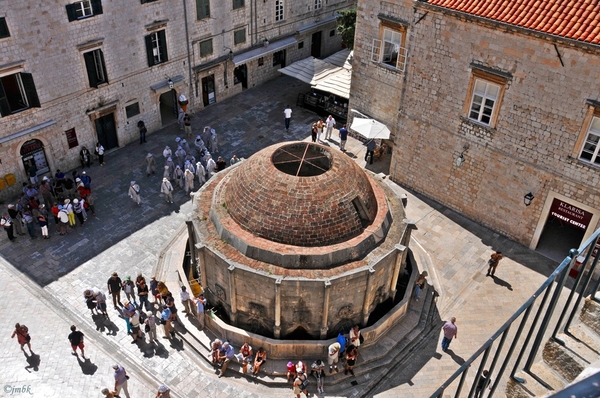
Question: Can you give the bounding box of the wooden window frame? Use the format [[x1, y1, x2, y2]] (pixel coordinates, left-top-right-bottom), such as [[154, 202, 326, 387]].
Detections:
[[371, 21, 407, 72], [66, 0, 103, 22], [462, 68, 508, 128], [573, 105, 600, 166], [145, 30, 168, 67], [83, 48, 108, 88], [0, 72, 41, 117], [275, 0, 284, 22]]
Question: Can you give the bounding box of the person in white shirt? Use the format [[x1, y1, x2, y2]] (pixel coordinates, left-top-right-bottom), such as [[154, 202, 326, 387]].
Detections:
[[194, 294, 207, 330], [180, 286, 194, 314], [284, 105, 292, 131], [325, 115, 336, 140]]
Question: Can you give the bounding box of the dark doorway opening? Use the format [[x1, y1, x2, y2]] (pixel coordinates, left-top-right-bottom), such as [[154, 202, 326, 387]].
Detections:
[[233, 64, 248, 89], [202, 75, 216, 106], [311, 31, 322, 58], [536, 216, 586, 262], [94, 113, 118, 150], [159, 89, 178, 126], [21, 139, 50, 178]]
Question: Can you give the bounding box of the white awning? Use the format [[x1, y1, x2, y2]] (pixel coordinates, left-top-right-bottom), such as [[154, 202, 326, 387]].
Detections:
[[323, 49, 353, 69], [312, 67, 351, 99], [278, 57, 339, 85], [233, 37, 297, 67]]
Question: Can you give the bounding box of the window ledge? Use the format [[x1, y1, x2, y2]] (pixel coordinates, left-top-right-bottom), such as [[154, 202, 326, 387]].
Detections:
[[459, 116, 496, 132], [373, 61, 403, 74], [571, 156, 600, 170], [145, 19, 169, 31], [77, 38, 104, 51]]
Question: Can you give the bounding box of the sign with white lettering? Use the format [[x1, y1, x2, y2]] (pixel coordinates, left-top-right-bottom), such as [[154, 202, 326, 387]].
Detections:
[[549, 199, 592, 231]]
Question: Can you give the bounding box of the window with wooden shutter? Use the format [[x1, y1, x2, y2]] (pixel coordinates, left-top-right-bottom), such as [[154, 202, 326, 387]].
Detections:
[[145, 30, 168, 66], [197, 0, 210, 20], [0, 17, 10, 38], [84, 49, 108, 88], [233, 0, 244, 9], [199, 39, 213, 57], [65, 0, 102, 21], [0, 72, 40, 117], [234, 28, 246, 45]]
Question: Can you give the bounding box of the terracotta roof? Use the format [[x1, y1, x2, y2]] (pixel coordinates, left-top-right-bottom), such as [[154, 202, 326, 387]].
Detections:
[[425, 0, 600, 45]]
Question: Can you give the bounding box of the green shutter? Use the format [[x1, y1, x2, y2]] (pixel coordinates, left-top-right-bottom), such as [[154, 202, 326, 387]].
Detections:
[[20, 73, 40, 108], [98, 49, 108, 83], [84, 52, 98, 88], [145, 34, 154, 66], [159, 30, 168, 62], [0, 80, 9, 117], [65, 4, 78, 22], [0, 17, 10, 38], [91, 0, 103, 15], [197, 0, 210, 20]]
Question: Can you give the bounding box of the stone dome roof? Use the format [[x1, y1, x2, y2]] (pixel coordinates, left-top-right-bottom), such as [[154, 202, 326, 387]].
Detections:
[[223, 142, 378, 247]]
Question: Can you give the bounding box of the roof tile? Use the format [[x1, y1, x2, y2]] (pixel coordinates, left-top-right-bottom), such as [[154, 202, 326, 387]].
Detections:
[[426, 0, 600, 45]]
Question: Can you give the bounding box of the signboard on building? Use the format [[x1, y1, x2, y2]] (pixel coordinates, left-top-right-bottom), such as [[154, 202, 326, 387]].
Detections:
[[549, 199, 593, 231], [65, 128, 79, 149]]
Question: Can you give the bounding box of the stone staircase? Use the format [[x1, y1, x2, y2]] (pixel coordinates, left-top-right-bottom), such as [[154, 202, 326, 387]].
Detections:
[[173, 283, 441, 396], [507, 297, 600, 397]]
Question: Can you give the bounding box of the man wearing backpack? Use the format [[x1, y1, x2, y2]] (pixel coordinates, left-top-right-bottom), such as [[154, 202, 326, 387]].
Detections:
[[293, 368, 309, 398]]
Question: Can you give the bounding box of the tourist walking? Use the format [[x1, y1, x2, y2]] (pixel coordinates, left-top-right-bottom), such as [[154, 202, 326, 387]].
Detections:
[[476, 370, 491, 398], [311, 359, 325, 393], [11, 323, 32, 353], [184, 169, 194, 194], [206, 155, 216, 177], [345, 344, 358, 376], [7, 204, 25, 236], [37, 210, 50, 239], [68, 325, 85, 357], [196, 161, 206, 185], [128, 181, 141, 206], [183, 113, 192, 138], [311, 123, 318, 142], [161, 178, 174, 204], [174, 165, 184, 189], [107, 272, 123, 309], [146, 153, 156, 176], [441, 317, 458, 352], [145, 312, 158, 343], [156, 384, 171, 398], [112, 364, 131, 398], [325, 115, 336, 140], [317, 118, 324, 143], [1, 212, 16, 241], [138, 120, 147, 144], [80, 146, 91, 168], [339, 124, 348, 151], [129, 308, 142, 343], [194, 293, 207, 330], [487, 251, 503, 277], [73, 198, 86, 226], [365, 140, 376, 165], [284, 105, 292, 131], [414, 271, 428, 301], [95, 143, 105, 166], [328, 341, 341, 373]]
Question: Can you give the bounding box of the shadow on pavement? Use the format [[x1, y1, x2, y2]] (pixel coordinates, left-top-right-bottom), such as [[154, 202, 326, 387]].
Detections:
[[76, 356, 98, 375], [492, 275, 514, 291], [24, 352, 40, 372]]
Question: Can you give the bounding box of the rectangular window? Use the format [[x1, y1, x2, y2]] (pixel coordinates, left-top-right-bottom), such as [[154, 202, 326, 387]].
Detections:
[[83, 49, 108, 88], [579, 116, 600, 165], [199, 39, 213, 57], [462, 68, 508, 128], [233, 0, 244, 9], [0, 73, 41, 117], [371, 26, 407, 71], [329, 29, 335, 37], [140, 0, 159, 3], [314, 0, 322, 10], [298, 41, 304, 49], [468, 79, 500, 125], [275, 0, 284, 22], [66, 0, 103, 21], [258, 57, 264, 66], [145, 30, 168, 66], [0, 17, 10, 38], [125, 103, 140, 118], [234, 28, 246, 45], [196, 0, 210, 20]]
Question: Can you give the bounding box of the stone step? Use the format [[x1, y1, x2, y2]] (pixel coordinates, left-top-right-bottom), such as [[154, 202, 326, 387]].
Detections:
[[579, 297, 600, 336], [176, 283, 438, 392]]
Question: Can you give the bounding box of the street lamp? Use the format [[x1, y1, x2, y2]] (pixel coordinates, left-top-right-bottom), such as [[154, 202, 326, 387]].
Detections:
[[524, 192, 535, 206]]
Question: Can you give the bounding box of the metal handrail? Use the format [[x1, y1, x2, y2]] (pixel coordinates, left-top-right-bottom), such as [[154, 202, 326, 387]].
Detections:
[[431, 228, 600, 397]]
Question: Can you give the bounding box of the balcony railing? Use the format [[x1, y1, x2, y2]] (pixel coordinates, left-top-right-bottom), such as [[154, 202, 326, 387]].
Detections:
[[431, 228, 600, 397]]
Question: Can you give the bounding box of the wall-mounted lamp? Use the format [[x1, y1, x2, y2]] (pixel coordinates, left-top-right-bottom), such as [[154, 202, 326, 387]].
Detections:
[[524, 192, 535, 206], [168, 78, 174, 89], [455, 143, 470, 167]]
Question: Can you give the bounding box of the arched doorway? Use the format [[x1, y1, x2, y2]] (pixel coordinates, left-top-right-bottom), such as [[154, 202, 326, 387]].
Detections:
[[159, 89, 178, 126], [21, 139, 50, 180]]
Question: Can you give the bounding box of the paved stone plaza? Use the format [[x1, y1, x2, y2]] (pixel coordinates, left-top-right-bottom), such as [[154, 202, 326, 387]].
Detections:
[[0, 75, 560, 398]]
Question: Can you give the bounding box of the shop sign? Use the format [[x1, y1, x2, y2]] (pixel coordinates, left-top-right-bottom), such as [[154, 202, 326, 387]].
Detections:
[[65, 128, 79, 149], [549, 199, 593, 231]]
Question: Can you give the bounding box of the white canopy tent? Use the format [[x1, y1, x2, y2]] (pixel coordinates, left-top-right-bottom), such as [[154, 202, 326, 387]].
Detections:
[[278, 50, 353, 99], [350, 117, 391, 140]]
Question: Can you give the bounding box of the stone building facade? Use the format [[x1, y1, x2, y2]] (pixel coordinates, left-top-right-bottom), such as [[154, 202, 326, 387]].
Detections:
[[349, 0, 600, 257], [0, 0, 352, 200]]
